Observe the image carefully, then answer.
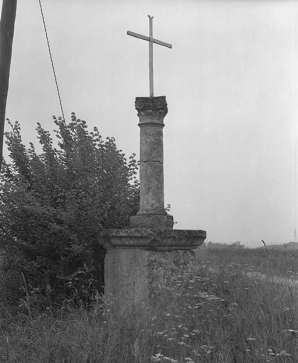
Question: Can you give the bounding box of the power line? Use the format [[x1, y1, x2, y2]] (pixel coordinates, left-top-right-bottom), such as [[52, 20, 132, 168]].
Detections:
[[38, 0, 65, 121]]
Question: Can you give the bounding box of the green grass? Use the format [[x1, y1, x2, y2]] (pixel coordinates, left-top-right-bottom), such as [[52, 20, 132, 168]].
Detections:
[[0, 248, 298, 362]]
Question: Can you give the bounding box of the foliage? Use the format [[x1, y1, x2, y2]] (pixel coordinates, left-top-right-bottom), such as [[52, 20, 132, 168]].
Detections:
[[0, 114, 139, 311]]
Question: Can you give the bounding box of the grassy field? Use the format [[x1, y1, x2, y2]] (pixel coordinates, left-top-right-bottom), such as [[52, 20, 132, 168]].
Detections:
[[0, 248, 297, 363], [198, 247, 298, 278]]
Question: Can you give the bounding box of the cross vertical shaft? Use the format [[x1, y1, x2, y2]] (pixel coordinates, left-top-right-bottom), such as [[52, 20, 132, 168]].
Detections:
[[149, 16, 154, 97], [127, 16, 172, 97]]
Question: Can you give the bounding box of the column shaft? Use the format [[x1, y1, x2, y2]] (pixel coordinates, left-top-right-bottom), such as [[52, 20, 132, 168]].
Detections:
[[130, 96, 173, 230], [139, 124, 164, 214]]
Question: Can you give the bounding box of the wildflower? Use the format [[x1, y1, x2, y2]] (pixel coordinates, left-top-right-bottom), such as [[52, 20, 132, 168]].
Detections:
[[163, 357, 178, 363], [152, 353, 163, 358], [201, 345, 214, 354], [208, 295, 221, 301], [277, 350, 291, 357], [195, 303, 204, 308], [151, 353, 163, 362], [151, 357, 161, 362]]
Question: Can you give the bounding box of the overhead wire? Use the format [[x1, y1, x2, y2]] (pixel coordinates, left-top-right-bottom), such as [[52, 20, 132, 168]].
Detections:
[[38, 0, 65, 121]]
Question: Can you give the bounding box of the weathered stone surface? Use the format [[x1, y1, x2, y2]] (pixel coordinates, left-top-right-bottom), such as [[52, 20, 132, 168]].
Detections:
[[131, 96, 172, 228], [140, 125, 163, 162], [104, 248, 195, 313], [135, 96, 168, 124], [98, 228, 206, 250], [130, 214, 174, 230], [101, 228, 206, 313], [138, 161, 165, 215], [104, 249, 149, 312]]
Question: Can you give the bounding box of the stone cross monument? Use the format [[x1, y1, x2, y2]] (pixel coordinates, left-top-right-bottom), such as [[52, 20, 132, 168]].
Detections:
[[98, 16, 206, 313]]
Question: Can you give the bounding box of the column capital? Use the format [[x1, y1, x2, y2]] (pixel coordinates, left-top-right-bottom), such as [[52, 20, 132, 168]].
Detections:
[[135, 96, 168, 125]]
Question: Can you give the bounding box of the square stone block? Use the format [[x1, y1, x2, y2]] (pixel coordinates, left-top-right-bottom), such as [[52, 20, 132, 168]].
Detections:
[[99, 228, 206, 313], [104, 248, 196, 314]]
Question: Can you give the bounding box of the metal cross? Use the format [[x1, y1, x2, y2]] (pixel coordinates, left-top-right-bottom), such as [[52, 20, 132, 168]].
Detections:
[[127, 16, 172, 97]]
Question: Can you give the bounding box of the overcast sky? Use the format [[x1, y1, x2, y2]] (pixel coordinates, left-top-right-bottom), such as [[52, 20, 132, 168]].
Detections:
[[2, 0, 297, 247]]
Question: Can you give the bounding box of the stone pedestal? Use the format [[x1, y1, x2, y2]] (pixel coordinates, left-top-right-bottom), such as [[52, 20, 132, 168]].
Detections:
[[98, 96, 207, 314], [99, 229, 206, 313]]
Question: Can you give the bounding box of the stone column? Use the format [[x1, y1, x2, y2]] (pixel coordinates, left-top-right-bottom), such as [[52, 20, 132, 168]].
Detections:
[[130, 96, 174, 230], [98, 95, 207, 315]]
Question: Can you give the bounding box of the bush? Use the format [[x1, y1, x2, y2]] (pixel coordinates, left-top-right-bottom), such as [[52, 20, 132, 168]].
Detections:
[[0, 114, 139, 311]]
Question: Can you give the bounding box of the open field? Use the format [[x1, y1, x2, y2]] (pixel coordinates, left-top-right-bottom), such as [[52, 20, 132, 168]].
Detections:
[[0, 248, 297, 363], [200, 247, 298, 279], [198, 247, 298, 278]]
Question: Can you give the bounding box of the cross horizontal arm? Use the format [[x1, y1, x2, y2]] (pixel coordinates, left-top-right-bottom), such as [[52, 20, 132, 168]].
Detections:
[[127, 30, 172, 49]]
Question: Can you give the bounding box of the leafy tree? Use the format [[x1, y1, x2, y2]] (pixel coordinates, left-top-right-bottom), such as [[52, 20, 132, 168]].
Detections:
[[0, 113, 139, 311]]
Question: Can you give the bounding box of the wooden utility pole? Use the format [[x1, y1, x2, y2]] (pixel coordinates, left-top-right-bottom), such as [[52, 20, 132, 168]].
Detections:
[[0, 0, 17, 171]]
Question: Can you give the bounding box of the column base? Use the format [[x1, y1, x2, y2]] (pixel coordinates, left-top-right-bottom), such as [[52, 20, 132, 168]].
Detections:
[[130, 214, 174, 230]]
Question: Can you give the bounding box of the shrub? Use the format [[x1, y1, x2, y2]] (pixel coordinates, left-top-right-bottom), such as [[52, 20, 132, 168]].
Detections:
[[0, 114, 139, 311]]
